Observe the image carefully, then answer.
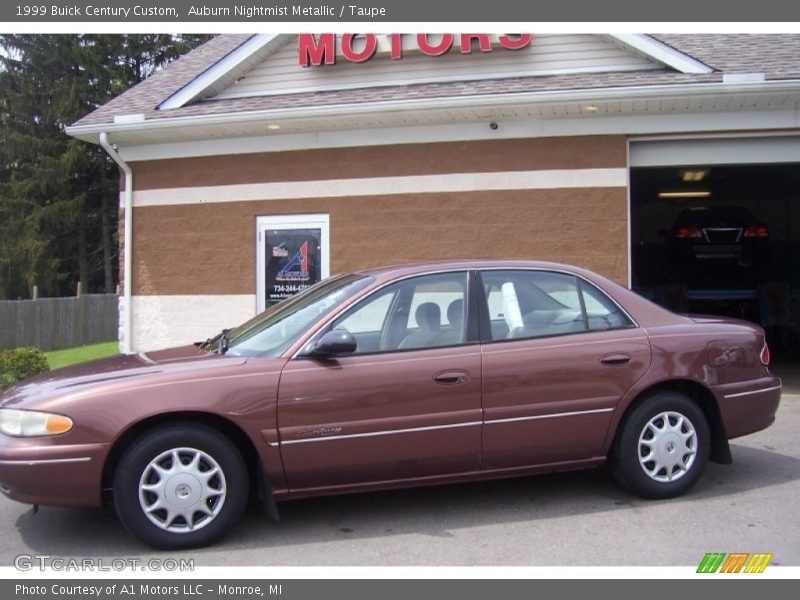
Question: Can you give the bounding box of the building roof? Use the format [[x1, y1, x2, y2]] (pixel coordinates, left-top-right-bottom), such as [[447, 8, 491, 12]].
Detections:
[[70, 34, 800, 131], [654, 34, 800, 80], [72, 34, 253, 128]]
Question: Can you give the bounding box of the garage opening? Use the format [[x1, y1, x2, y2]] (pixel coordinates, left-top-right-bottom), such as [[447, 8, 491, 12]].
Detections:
[[629, 136, 800, 361]]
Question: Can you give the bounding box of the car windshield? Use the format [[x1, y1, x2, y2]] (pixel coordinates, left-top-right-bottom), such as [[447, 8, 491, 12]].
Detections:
[[225, 273, 373, 357]]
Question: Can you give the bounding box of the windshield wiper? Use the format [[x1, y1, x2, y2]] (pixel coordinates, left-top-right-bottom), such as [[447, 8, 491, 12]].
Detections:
[[196, 328, 233, 354], [217, 328, 231, 354]]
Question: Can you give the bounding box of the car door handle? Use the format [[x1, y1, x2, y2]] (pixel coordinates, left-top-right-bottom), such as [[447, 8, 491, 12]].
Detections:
[[433, 369, 471, 385], [600, 352, 631, 365]]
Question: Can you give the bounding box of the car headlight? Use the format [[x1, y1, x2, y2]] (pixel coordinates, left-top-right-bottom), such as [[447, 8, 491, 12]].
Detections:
[[0, 409, 73, 437]]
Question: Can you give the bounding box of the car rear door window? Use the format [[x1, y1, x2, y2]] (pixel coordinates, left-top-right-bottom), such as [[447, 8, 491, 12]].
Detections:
[[580, 280, 633, 331], [480, 270, 633, 341], [481, 270, 586, 341]]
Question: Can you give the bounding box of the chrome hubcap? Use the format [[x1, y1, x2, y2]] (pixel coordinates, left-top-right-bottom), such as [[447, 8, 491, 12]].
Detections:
[[638, 411, 697, 483], [138, 447, 226, 533]]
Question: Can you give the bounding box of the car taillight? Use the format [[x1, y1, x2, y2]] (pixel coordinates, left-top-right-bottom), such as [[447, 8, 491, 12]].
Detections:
[[744, 225, 768, 237], [760, 342, 771, 366], [676, 225, 703, 238]]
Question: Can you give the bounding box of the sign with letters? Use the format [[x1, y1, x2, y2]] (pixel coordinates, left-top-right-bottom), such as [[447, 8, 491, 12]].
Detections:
[[298, 34, 533, 66], [256, 214, 330, 312], [265, 228, 322, 305]]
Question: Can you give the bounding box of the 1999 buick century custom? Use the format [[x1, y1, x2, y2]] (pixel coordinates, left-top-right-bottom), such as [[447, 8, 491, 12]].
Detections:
[[0, 260, 781, 548]]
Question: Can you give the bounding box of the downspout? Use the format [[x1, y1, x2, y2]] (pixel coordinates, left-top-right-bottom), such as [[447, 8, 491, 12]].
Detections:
[[98, 132, 133, 354]]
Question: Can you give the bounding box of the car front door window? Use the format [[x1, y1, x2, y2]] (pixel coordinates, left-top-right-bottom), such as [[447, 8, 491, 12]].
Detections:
[[330, 272, 469, 353]]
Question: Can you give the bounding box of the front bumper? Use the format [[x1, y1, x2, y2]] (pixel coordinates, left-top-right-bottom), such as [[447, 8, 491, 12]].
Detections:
[[715, 376, 782, 439], [0, 438, 109, 507]]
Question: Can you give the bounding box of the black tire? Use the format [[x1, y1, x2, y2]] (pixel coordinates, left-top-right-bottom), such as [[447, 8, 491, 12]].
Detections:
[[611, 392, 710, 499], [113, 423, 248, 549]]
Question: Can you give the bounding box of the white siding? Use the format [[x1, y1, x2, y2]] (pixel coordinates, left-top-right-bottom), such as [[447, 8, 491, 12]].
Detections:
[[209, 34, 661, 100], [630, 136, 800, 167], [129, 169, 629, 208]]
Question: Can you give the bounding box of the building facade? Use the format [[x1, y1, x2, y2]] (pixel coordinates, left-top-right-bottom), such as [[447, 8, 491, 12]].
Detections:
[[67, 34, 800, 352]]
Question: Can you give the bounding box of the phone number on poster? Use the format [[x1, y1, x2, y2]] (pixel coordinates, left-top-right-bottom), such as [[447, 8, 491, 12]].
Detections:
[[272, 284, 311, 294]]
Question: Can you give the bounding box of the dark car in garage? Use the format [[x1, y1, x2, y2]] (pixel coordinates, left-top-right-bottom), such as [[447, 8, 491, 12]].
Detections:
[[665, 205, 771, 288]]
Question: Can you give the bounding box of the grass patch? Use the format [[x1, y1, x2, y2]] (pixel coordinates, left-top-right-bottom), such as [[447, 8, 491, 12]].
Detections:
[[45, 341, 120, 370]]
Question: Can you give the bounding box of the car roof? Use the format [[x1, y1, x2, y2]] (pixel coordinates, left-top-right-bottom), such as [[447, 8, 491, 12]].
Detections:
[[353, 259, 594, 280]]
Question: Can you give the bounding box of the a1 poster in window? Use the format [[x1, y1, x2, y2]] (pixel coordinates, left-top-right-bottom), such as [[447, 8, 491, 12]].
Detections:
[[265, 228, 322, 305]]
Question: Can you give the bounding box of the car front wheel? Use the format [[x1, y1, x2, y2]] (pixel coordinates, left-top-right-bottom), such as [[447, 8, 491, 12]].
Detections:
[[113, 423, 248, 549], [612, 392, 710, 499]]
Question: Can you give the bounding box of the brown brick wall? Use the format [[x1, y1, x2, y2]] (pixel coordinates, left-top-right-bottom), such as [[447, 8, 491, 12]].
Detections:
[[131, 186, 628, 296], [128, 135, 630, 296], [130, 135, 628, 191]]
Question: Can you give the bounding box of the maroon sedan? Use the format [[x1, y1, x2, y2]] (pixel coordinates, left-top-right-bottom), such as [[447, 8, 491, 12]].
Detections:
[[0, 260, 781, 549]]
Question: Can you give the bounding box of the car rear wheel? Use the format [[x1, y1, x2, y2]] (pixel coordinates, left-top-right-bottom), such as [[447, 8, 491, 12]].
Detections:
[[113, 423, 248, 549], [611, 392, 710, 499]]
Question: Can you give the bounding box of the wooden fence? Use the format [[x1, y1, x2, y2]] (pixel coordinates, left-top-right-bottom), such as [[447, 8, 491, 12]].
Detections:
[[0, 294, 119, 351]]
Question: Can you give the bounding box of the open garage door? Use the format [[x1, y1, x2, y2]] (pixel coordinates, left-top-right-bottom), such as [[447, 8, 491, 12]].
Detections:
[[630, 136, 800, 358]]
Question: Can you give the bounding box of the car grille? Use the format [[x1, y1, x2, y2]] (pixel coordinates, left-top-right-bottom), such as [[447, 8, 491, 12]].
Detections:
[[703, 227, 742, 243]]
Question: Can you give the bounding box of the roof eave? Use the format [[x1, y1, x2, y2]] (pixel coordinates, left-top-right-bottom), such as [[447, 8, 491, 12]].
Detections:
[[66, 78, 800, 144]]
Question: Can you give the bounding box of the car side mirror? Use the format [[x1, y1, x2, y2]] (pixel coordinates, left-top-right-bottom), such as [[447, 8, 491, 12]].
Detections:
[[310, 330, 357, 357]]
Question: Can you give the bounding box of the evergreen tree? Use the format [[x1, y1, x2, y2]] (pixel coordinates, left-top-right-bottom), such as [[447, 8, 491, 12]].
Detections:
[[0, 34, 211, 299]]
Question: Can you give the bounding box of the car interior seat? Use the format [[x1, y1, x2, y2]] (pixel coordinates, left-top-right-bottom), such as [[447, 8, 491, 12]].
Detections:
[[437, 299, 464, 345], [398, 302, 442, 349]]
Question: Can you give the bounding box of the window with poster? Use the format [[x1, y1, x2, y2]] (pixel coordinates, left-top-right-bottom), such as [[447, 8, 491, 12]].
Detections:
[[256, 214, 330, 313]]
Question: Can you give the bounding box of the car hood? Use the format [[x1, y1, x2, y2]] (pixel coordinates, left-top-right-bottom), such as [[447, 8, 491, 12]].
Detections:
[[0, 345, 248, 409]]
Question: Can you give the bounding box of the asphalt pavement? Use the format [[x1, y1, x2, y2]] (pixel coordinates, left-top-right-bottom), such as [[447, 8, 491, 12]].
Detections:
[[1, 367, 798, 567]]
